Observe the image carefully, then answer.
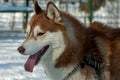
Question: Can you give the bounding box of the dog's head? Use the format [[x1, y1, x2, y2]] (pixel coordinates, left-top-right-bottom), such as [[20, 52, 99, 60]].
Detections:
[[17, 1, 66, 72]]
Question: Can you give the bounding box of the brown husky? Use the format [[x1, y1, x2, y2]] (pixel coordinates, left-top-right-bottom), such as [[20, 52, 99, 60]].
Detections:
[[17, 1, 120, 80]]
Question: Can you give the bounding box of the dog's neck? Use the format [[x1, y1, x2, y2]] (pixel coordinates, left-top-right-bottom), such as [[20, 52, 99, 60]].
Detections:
[[40, 48, 83, 80], [40, 44, 77, 80]]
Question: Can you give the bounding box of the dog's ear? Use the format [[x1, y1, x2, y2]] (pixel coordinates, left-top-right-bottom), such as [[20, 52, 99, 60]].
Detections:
[[34, 1, 43, 14], [46, 2, 63, 25]]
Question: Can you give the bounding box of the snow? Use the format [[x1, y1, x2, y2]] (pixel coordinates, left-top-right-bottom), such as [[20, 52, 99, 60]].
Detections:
[[0, 32, 49, 80]]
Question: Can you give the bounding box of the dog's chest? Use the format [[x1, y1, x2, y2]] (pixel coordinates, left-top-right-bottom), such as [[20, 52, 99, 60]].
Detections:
[[40, 50, 91, 80], [63, 68, 91, 80], [40, 45, 94, 80], [41, 60, 87, 80]]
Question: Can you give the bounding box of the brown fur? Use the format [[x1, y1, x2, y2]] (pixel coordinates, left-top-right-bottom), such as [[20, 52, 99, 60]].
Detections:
[[88, 21, 120, 80], [55, 11, 87, 67], [28, 2, 120, 80]]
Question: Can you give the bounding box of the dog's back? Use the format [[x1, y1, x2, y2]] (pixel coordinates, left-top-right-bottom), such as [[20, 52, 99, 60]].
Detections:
[[89, 21, 120, 80]]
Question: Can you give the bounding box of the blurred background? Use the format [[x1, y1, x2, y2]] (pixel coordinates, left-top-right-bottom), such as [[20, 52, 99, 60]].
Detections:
[[0, 0, 120, 31], [0, 0, 119, 80]]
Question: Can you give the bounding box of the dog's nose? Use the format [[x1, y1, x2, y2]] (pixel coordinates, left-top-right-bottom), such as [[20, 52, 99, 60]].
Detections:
[[17, 46, 25, 54]]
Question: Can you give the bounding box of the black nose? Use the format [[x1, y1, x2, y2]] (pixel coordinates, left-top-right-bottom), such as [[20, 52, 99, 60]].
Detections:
[[17, 46, 25, 54]]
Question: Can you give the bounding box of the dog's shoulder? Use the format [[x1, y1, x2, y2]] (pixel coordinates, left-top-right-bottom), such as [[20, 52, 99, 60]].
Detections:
[[88, 21, 113, 39], [89, 21, 112, 33]]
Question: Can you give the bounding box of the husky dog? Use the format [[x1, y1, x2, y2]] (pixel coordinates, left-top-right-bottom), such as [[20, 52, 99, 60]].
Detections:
[[17, 1, 120, 80]]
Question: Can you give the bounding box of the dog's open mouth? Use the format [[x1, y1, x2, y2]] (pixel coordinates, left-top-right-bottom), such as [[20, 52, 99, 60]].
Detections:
[[24, 45, 49, 72]]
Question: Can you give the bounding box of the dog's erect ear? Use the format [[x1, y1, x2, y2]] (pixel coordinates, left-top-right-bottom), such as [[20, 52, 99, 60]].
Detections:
[[34, 1, 43, 14], [46, 2, 63, 25]]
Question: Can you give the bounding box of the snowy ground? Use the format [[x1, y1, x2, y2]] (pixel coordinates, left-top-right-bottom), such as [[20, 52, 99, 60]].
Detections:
[[0, 31, 49, 80]]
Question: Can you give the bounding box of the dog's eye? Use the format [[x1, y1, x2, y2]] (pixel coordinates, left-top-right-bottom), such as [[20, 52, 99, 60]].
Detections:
[[37, 32, 45, 36]]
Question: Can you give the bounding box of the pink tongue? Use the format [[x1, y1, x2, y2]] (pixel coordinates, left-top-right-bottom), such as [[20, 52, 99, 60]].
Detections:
[[24, 53, 39, 72], [24, 45, 49, 72]]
